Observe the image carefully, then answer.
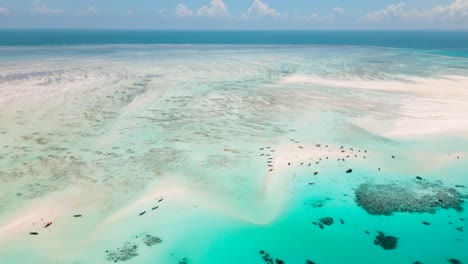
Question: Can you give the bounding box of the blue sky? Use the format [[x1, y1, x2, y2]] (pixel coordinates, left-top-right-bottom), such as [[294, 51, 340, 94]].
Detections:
[[0, 0, 467, 29]]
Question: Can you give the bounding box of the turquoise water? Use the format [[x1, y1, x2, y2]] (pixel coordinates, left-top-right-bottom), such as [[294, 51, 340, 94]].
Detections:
[[0, 36, 467, 264]]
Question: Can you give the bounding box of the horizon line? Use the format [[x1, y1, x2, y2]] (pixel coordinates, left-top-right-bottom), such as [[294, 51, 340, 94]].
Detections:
[[1, 28, 468, 32]]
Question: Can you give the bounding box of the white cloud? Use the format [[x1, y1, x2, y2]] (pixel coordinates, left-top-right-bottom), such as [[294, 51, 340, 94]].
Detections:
[[197, 0, 229, 17], [308, 8, 343, 23], [309, 13, 335, 23], [86, 6, 96, 15], [33, 0, 64, 15], [176, 3, 193, 17], [159, 9, 168, 15], [362, 3, 407, 21], [430, 0, 468, 18], [333, 7, 344, 14], [362, 0, 468, 22], [0, 6, 10, 15], [79, 6, 96, 16], [247, 0, 279, 17], [310, 14, 319, 20]]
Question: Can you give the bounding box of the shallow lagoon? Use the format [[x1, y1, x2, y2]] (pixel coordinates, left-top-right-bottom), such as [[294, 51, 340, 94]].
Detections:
[[0, 45, 467, 263]]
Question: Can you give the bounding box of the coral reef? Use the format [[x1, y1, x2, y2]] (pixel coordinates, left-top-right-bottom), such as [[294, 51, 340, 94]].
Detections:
[[259, 250, 285, 264], [374, 232, 398, 250], [106, 242, 138, 262], [141, 234, 162, 247], [105, 233, 162, 262], [313, 217, 334, 229], [319, 217, 334, 226], [355, 179, 466, 215]]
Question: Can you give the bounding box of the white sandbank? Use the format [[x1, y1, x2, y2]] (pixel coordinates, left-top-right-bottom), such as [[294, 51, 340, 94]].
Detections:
[[281, 74, 468, 138]]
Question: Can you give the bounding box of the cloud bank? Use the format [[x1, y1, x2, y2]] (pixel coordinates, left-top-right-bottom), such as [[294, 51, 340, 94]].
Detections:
[[33, 0, 64, 15], [176, 3, 193, 17], [363, 0, 468, 22], [247, 0, 280, 17], [197, 0, 229, 17], [0, 6, 10, 15]]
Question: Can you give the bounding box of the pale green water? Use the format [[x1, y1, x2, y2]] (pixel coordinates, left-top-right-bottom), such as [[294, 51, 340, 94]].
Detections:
[[0, 45, 467, 264]]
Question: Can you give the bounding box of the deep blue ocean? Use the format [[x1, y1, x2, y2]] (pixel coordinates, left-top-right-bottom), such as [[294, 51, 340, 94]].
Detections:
[[0, 30, 467, 51]]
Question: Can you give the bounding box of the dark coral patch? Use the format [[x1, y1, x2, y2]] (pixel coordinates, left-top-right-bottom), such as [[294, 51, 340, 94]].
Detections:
[[106, 242, 138, 262], [355, 179, 466, 215], [374, 232, 398, 250], [141, 234, 162, 247], [319, 217, 334, 226]]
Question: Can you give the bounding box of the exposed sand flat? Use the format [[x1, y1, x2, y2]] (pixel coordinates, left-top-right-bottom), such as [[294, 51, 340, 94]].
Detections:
[[280, 74, 468, 138], [0, 186, 102, 242], [279, 74, 468, 96]]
